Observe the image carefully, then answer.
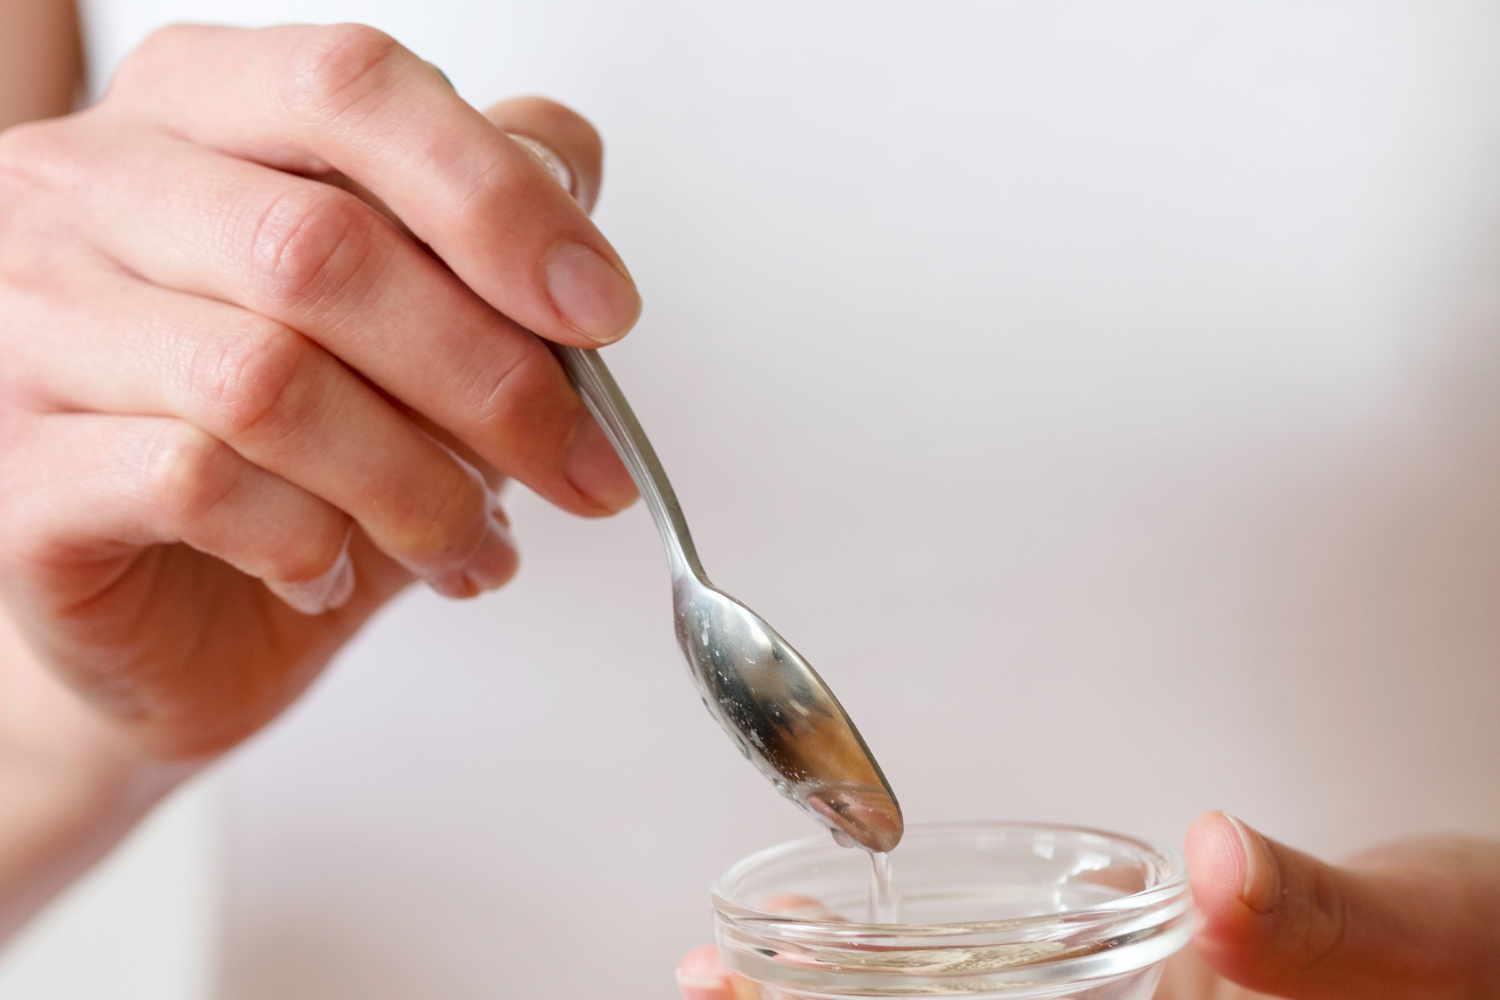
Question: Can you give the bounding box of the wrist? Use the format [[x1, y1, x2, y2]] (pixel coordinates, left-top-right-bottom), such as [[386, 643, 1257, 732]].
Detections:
[[0, 601, 199, 940]]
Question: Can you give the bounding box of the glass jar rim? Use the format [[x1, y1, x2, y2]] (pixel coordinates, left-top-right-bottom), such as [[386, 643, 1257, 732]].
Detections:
[[711, 820, 1193, 995], [715, 820, 1187, 932]]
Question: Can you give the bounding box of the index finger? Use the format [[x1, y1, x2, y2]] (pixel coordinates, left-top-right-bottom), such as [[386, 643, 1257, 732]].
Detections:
[[677, 945, 756, 1000], [104, 23, 640, 348]]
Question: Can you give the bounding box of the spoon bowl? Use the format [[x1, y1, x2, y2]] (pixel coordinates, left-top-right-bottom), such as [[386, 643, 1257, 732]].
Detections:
[[675, 578, 902, 853], [558, 345, 902, 853]]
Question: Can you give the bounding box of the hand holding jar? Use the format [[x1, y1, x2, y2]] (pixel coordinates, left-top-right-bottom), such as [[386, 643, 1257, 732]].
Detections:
[[676, 812, 1500, 1000]]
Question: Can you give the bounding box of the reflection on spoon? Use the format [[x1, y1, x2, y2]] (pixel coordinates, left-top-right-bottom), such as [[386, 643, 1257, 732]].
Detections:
[[558, 345, 903, 853]]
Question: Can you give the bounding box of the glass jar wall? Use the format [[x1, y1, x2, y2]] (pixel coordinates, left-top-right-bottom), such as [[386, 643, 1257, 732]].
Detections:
[[712, 822, 1191, 999]]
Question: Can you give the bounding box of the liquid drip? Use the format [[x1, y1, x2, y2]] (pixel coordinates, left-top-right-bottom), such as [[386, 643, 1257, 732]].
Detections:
[[867, 850, 903, 923]]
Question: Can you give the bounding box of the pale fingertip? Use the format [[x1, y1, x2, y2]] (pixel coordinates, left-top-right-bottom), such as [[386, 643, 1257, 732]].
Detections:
[[506, 132, 575, 198], [676, 945, 734, 1000], [266, 580, 328, 615], [675, 972, 732, 1000], [461, 513, 519, 592], [322, 543, 357, 610], [426, 571, 479, 600], [267, 532, 355, 615]]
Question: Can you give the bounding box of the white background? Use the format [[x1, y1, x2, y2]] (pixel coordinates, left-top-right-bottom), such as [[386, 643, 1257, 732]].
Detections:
[[4, 2, 1500, 997]]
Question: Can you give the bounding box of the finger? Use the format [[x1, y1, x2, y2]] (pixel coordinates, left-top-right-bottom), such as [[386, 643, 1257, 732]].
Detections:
[[8, 123, 636, 516], [0, 413, 356, 615], [1154, 946, 1273, 1000], [674, 896, 840, 1000], [758, 893, 841, 919], [106, 23, 641, 347], [483, 96, 603, 213], [8, 271, 517, 594], [677, 895, 838, 1000], [677, 945, 757, 1000], [1186, 811, 1479, 999]]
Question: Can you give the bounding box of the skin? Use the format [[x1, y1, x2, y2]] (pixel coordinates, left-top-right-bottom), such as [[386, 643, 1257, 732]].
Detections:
[[1, 4, 1498, 995], [0, 0, 81, 131]]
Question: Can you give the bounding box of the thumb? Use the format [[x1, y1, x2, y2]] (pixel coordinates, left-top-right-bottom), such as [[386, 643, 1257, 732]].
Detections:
[[1186, 811, 1484, 999]]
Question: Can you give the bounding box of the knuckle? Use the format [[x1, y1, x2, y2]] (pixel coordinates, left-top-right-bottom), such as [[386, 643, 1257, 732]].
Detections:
[[142, 423, 241, 529], [186, 317, 315, 441], [126, 24, 197, 66], [280, 24, 403, 125], [0, 119, 75, 190], [111, 25, 216, 107], [470, 337, 555, 430], [247, 187, 375, 309], [439, 159, 508, 226], [120, 24, 195, 76]]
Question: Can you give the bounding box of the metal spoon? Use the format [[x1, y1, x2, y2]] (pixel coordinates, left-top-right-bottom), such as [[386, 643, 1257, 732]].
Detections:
[[557, 346, 903, 853]]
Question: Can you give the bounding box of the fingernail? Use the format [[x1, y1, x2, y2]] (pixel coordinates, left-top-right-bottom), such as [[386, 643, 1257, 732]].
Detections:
[[507, 132, 575, 196], [676, 945, 732, 1000], [271, 533, 355, 615], [1223, 812, 1281, 913], [564, 411, 639, 513], [545, 242, 641, 345], [426, 572, 475, 600], [675, 971, 730, 1000], [462, 514, 518, 592]]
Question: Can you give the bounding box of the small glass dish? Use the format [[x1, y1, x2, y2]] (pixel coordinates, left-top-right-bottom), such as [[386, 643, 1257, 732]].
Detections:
[[712, 821, 1191, 999]]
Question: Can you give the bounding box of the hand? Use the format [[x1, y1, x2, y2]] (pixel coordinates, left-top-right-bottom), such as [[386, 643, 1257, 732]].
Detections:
[[0, 22, 639, 760], [675, 813, 1500, 999], [0, 22, 639, 930], [1165, 811, 1500, 998]]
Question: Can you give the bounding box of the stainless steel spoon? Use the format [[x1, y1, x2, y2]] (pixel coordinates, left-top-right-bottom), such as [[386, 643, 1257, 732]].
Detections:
[[557, 346, 903, 853]]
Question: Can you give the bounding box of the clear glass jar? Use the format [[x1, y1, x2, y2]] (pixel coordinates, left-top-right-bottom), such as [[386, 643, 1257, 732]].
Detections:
[[712, 821, 1191, 999]]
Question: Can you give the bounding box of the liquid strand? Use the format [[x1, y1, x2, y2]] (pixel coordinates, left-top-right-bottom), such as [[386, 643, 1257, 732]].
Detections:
[[867, 850, 903, 923]]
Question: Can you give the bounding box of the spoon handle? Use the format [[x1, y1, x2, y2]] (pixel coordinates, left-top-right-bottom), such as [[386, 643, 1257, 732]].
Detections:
[[556, 345, 707, 582]]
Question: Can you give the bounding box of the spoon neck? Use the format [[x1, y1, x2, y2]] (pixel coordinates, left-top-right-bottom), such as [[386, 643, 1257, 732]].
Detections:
[[554, 344, 709, 585], [652, 508, 707, 584]]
